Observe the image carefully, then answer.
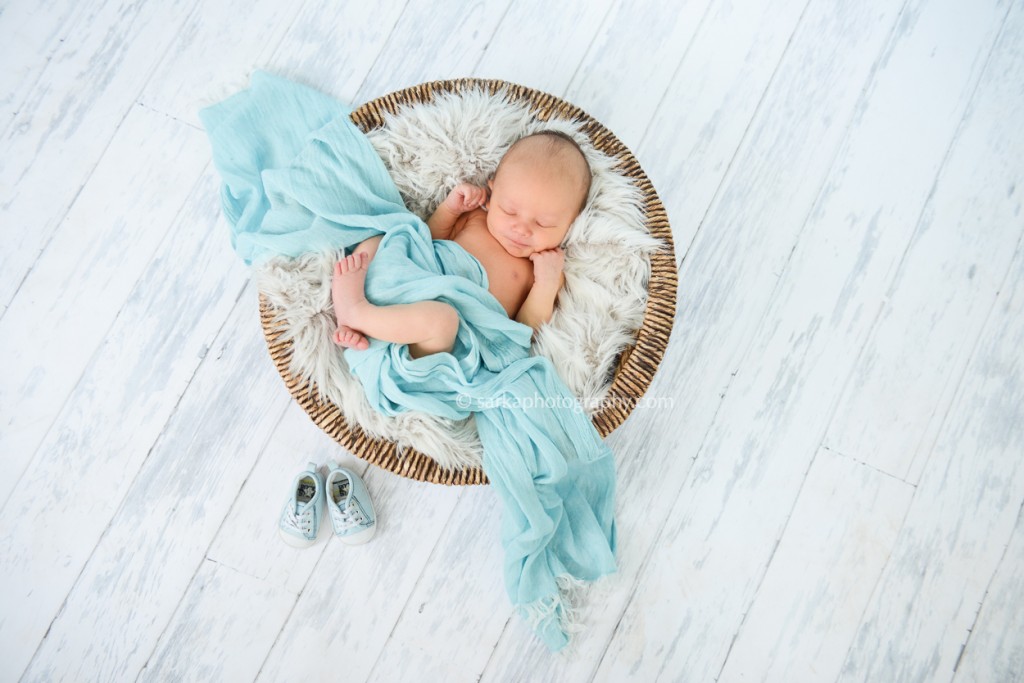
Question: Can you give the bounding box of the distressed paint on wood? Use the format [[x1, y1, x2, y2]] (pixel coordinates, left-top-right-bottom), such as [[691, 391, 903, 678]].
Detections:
[[837, 245, 1024, 683], [716, 448, 914, 683], [0, 165, 247, 679], [137, 0, 301, 126], [138, 559, 298, 682], [0, 0, 87, 129], [0, 105, 210, 506], [254, 475, 465, 683], [17, 289, 291, 682], [0, 0, 200, 313], [824, 0, 1024, 485], [952, 503, 1024, 683], [564, 0, 715, 151], [367, 487, 508, 683], [595, 0, 1009, 678], [473, 0, 617, 97], [630, 0, 810, 259]]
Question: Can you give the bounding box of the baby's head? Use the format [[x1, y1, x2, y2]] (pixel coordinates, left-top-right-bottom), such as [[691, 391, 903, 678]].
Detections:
[[486, 131, 591, 257]]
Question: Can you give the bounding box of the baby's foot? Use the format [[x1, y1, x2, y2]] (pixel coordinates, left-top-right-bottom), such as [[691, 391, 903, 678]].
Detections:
[[331, 252, 371, 350]]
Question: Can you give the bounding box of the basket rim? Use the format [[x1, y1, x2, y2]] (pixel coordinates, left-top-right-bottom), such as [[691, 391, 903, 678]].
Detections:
[[260, 78, 678, 485]]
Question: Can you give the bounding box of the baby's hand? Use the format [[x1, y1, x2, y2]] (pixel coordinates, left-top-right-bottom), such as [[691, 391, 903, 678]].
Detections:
[[529, 248, 565, 289], [443, 183, 488, 215]]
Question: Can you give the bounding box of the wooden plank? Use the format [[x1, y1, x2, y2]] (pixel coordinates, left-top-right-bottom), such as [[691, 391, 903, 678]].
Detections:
[[834, 7, 1024, 679], [837, 251, 1024, 683], [562, 0, 714, 150], [137, 559, 298, 683], [0, 0, 200, 314], [482, 0, 906, 677], [952, 504, 1024, 683], [628, 0, 810, 257], [0, 165, 249, 680], [366, 487, 508, 682], [823, 0, 1024, 485], [141, 406, 461, 680], [253, 476, 465, 682], [137, 0, 300, 127], [268, 0, 408, 106], [202, 402, 348, 596], [717, 448, 914, 682], [472, 0, 616, 96], [0, 0, 86, 129], [0, 105, 211, 508], [14, 288, 292, 682], [591, 0, 1010, 679], [349, 0, 514, 105]]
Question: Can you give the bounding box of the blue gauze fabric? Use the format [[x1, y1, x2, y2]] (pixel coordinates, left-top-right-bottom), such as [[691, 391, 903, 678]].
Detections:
[[200, 71, 617, 651]]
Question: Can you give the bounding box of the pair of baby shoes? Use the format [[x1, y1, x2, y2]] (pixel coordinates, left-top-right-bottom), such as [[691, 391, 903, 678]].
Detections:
[[278, 461, 376, 548]]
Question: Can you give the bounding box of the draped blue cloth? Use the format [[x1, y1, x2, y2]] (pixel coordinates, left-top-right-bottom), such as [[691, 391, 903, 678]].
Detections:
[[200, 71, 616, 650]]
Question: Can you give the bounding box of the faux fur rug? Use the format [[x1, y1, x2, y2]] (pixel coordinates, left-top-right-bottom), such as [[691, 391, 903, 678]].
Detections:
[[254, 87, 662, 470]]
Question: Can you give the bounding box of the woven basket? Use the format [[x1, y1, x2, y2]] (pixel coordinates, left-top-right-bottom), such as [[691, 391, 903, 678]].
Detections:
[[259, 79, 677, 485]]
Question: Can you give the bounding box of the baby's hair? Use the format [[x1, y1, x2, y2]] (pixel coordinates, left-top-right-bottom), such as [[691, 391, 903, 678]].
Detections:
[[499, 130, 592, 211]]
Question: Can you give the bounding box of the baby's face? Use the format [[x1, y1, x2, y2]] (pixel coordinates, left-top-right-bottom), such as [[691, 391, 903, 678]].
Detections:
[[485, 158, 582, 258]]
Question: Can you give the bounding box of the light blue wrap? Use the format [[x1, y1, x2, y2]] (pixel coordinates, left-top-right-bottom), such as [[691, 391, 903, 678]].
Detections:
[[200, 71, 617, 651]]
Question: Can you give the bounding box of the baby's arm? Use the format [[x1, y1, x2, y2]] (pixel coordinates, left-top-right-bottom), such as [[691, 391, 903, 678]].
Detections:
[[515, 248, 565, 331], [428, 183, 487, 239]]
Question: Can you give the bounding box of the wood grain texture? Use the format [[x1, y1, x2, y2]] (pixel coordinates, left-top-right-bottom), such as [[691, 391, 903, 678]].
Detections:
[[137, 0, 300, 126], [564, 0, 715, 151], [836, 4, 1024, 679], [138, 559, 298, 683], [595, 0, 1008, 678], [837, 245, 1024, 683], [0, 106, 210, 508], [0, 0, 200, 314], [0, 0, 86, 129], [0, 165, 245, 680], [717, 448, 914, 682], [952, 503, 1024, 683], [16, 288, 291, 682], [473, 0, 617, 96], [824, 0, 1024, 486], [254, 476, 465, 682], [628, 0, 809, 260]]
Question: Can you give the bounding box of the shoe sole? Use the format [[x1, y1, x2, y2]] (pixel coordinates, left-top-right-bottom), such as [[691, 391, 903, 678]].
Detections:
[[337, 523, 377, 545], [279, 526, 319, 548]]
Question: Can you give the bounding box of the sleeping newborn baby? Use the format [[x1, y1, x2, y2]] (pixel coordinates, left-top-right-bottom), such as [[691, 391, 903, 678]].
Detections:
[[331, 130, 592, 358]]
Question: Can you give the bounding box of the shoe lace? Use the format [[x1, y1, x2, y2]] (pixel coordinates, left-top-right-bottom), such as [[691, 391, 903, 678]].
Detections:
[[284, 504, 314, 535], [331, 499, 366, 529]]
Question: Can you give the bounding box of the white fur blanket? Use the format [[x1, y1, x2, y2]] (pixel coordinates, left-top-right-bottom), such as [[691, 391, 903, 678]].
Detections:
[[254, 87, 661, 470]]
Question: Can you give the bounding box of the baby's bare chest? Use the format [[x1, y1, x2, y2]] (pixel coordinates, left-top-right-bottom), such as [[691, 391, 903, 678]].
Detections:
[[452, 211, 533, 317]]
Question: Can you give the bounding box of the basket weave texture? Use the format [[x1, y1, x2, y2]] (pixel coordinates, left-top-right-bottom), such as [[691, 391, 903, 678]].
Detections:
[[258, 79, 677, 485]]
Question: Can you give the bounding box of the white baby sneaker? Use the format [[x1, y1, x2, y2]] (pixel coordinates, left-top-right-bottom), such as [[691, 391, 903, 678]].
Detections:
[[325, 462, 377, 544], [278, 461, 325, 548]]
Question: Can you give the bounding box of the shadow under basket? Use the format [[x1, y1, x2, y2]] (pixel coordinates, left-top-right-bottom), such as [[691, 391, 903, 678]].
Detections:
[[258, 78, 678, 485]]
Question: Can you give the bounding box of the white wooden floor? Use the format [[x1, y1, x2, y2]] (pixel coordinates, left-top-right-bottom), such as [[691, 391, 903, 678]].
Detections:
[[2, 0, 1023, 681]]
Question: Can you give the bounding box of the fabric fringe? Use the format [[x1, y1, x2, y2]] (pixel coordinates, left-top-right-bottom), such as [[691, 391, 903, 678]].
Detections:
[[518, 574, 618, 654]]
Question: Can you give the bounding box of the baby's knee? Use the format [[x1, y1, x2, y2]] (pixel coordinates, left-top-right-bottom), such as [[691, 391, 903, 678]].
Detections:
[[431, 302, 459, 341], [353, 235, 384, 260]]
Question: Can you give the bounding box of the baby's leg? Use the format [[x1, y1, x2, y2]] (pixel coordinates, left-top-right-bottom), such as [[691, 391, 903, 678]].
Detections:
[[331, 237, 384, 349], [331, 250, 459, 358]]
